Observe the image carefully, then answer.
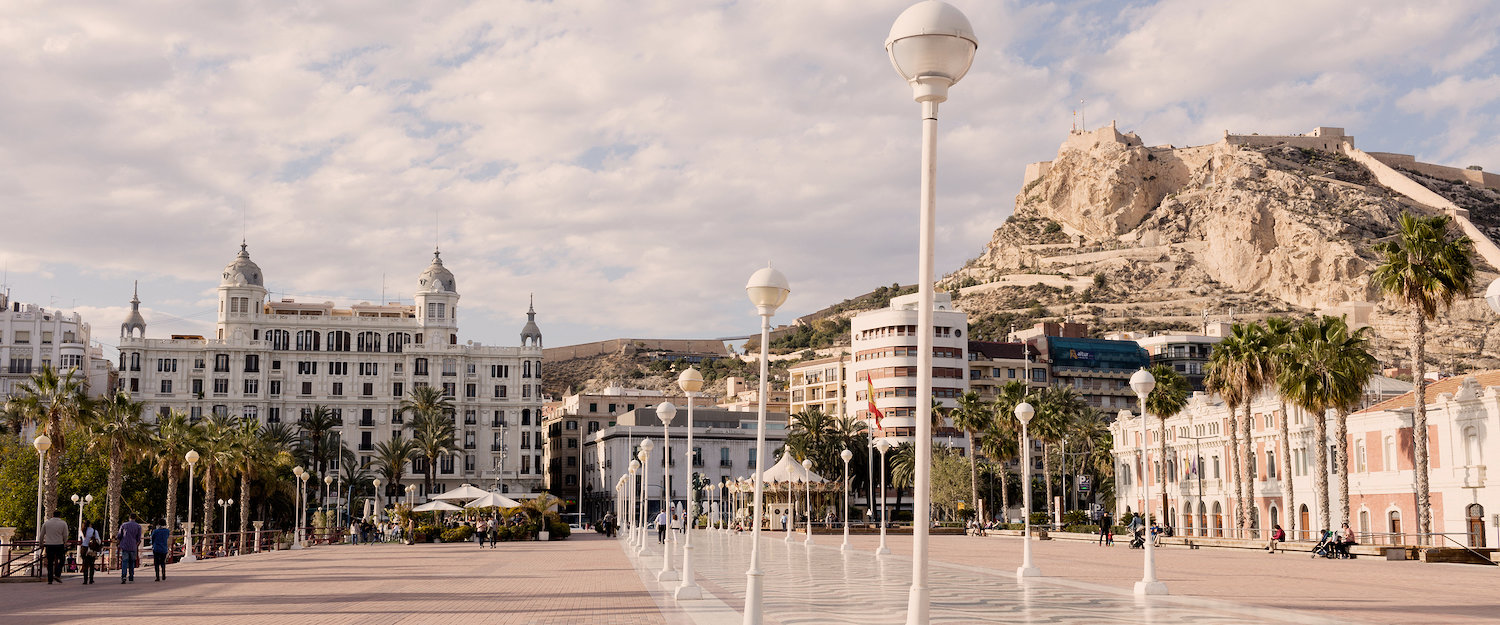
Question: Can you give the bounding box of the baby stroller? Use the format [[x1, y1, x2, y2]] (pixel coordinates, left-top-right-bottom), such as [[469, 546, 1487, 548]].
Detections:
[[1128, 529, 1145, 549], [1311, 531, 1339, 559]]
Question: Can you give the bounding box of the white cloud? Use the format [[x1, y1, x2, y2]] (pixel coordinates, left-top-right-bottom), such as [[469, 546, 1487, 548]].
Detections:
[[0, 0, 1497, 348]]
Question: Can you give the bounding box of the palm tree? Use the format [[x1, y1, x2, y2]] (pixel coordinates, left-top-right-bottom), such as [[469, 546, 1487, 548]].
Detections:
[[1305, 316, 1375, 528], [80, 390, 150, 541], [296, 405, 342, 505], [373, 432, 420, 496], [2, 398, 34, 438], [983, 381, 1028, 520], [339, 445, 374, 517], [785, 408, 836, 476], [196, 413, 238, 553], [1279, 316, 1370, 533], [950, 390, 991, 520], [233, 420, 294, 553], [408, 407, 457, 497], [150, 410, 198, 530], [13, 365, 88, 521], [1263, 316, 1299, 538], [1030, 385, 1085, 518], [1373, 212, 1476, 540], [1206, 323, 1272, 533], [399, 385, 454, 425], [1145, 365, 1189, 526]]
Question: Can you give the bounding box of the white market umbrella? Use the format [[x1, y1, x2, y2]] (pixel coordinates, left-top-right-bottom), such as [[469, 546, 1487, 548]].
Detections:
[[432, 483, 490, 502], [412, 500, 463, 512], [465, 492, 523, 509]]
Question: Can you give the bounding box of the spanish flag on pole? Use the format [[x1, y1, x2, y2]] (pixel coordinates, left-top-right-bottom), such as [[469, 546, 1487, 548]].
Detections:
[[866, 373, 884, 431]]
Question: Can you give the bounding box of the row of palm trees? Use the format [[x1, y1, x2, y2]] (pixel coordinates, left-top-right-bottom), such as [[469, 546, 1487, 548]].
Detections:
[[4, 368, 473, 549], [1195, 212, 1475, 542]]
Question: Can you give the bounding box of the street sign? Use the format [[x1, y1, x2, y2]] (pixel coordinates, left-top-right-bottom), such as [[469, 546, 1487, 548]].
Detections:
[[1078, 476, 1091, 492]]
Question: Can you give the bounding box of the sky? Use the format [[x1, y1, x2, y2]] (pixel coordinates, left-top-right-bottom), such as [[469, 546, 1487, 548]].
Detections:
[[2, 0, 1498, 358]]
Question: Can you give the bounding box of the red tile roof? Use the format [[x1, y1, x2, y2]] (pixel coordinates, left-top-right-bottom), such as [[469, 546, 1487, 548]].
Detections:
[[1355, 371, 1500, 414]]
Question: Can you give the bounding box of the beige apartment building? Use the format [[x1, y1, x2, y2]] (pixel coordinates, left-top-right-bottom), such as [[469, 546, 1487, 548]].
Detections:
[[787, 355, 848, 417], [543, 385, 671, 508]]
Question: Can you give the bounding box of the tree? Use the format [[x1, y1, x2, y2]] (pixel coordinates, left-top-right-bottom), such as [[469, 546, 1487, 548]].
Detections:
[[1373, 212, 1475, 540], [196, 413, 238, 554], [373, 432, 419, 495], [950, 390, 991, 521], [149, 410, 198, 531], [981, 381, 1028, 520], [1206, 322, 1272, 533], [1279, 316, 1372, 533], [408, 407, 457, 497], [1264, 316, 1299, 538], [233, 420, 294, 552], [296, 405, 342, 506], [785, 408, 836, 476], [1145, 365, 1189, 526], [1029, 385, 1087, 518], [79, 390, 149, 542], [12, 365, 88, 521]]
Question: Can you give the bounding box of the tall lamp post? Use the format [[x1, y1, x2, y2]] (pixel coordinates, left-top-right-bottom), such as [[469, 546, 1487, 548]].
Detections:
[[183, 449, 199, 561], [677, 367, 705, 599], [292, 466, 307, 549], [886, 3, 977, 622], [1131, 368, 1167, 595], [638, 441, 653, 556], [801, 459, 815, 545], [742, 264, 789, 625], [840, 449, 853, 552], [372, 479, 382, 523], [875, 438, 893, 556], [218, 498, 234, 554], [324, 475, 333, 518], [1014, 402, 1040, 578], [33, 435, 50, 543], [628, 461, 640, 547], [655, 402, 679, 582]]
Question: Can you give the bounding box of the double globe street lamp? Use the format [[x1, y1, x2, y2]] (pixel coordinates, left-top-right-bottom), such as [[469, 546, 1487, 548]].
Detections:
[[886, 3, 978, 622]]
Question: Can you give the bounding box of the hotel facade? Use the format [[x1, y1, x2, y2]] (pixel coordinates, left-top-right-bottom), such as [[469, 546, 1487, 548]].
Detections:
[[117, 244, 545, 498]]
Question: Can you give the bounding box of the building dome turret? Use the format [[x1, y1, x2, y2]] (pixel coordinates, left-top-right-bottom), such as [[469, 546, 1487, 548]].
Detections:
[[520, 294, 542, 347], [221, 242, 264, 287], [121, 281, 147, 338], [417, 249, 457, 293]]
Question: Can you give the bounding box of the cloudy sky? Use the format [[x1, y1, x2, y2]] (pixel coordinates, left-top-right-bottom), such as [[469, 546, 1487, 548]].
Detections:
[[2, 0, 1498, 356]]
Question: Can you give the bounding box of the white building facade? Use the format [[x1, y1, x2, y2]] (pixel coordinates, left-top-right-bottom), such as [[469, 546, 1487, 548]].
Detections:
[[117, 244, 545, 498], [847, 292, 969, 446], [1, 289, 114, 400], [1109, 374, 1500, 549]]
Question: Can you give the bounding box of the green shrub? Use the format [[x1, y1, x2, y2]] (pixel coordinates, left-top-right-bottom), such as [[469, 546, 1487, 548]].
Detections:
[[548, 521, 571, 540], [441, 526, 475, 543], [1028, 512, 1049, 525], [418, 524, 443, 542], [497, 526, 514, 542], [1062, 510, 1089, 526]]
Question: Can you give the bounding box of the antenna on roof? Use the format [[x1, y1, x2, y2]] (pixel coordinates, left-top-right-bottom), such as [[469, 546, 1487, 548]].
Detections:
[[1079, 99, 1086, 130]]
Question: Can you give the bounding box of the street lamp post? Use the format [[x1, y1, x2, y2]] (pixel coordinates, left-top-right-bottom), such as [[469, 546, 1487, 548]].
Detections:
[[183, 450, 199, 561], [1131, 368, 1167, 596], [324, 475, 333, 518], [1014, 402, 1040, 578], [71, 493, 93, 562], [373, 479, 382, 524], [743, 264, 789, 625], [801, 459, 815, 545], [677, 367, 705, 599], [885, 3, 978, 622], [875, 438, 892, 556], [218, 498, 234, 554], [628, 461, 640, 547], [841, 449, 853, 552], [292, 466, 307, 549], [33, 435, 50, 543], [638, 441, 653, 556], [655, 402, 679, 582]]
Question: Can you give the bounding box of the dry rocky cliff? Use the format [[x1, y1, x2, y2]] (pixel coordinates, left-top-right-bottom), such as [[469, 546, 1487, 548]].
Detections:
[[946, 125, 1500, 373]]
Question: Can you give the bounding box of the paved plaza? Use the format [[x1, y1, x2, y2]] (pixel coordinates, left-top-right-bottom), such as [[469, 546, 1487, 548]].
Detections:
[[3, 531, 1495, 624]]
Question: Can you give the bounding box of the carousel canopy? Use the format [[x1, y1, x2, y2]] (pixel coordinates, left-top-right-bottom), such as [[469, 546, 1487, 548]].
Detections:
[[759, 447, 825, 484]]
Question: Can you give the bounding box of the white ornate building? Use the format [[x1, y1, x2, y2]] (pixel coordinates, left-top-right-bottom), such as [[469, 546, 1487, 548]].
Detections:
[[1, 289, 115, 401], [117, 244, 545, 498]]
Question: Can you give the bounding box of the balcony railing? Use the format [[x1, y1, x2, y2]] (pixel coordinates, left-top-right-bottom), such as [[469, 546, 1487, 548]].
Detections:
[[720, 460, 733, 468]]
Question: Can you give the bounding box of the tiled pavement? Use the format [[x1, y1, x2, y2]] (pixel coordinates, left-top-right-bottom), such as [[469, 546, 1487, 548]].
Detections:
[[0, 534, 666, 625]]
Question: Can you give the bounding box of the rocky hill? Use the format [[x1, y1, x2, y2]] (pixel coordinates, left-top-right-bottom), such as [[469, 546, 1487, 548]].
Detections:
[[944, 124, 1500, 373]]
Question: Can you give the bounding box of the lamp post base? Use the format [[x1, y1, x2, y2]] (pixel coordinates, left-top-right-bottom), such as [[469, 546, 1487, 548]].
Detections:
[[181, 523, 197, 561], [657, 569, 679, 582], [1134, 580, 1168, 596], [743, 569, 764, 625], [840, 541, 851, 552], [875, 545, 891, 556], [674, 583, 702, 600], [1016, 565, 1041, 578]]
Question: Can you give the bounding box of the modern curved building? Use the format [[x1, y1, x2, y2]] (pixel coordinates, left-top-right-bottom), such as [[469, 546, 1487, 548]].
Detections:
[[117, 243, 545, 500], [847, 291, 969, 445]]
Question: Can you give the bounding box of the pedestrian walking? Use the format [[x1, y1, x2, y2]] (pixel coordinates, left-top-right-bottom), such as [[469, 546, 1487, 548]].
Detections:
[[79, 519, 101, 584], [1098, 512, 1113, 546], [150, 520, 171, 581], [779, 512, 788, 531], [477, 521, 488, 548], [41, 512, 69, 584], [117, 514, 143, 584], [655, 510, 668, 544]]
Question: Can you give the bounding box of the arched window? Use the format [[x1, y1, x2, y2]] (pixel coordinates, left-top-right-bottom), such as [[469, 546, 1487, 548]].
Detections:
[[1384, 436, 1395, 471], [386, 332, 411, 353], [1389, 509, 1403, 544], [1212, 456, 1220, 479], [328, 331, 351, 352], [1464, 426, 1482, 466], [523, 361, 531, 378], [296, 330, 320, 351], [1211, 502, 1223, 537], [357, 331, 381, 353], [1267, 450, 1277, 478], [268, 329, 290, 351], [129, 353, 140, 371], [1356, 440, 1367, 473]]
